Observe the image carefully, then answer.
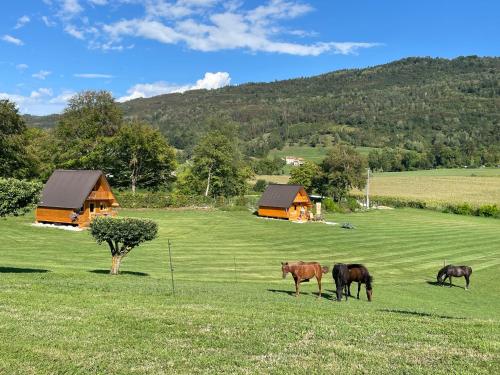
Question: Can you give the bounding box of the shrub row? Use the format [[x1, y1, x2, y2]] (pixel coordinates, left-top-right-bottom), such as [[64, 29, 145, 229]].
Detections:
[[114, 191, 260, 211], [350, 193, 500, 219]]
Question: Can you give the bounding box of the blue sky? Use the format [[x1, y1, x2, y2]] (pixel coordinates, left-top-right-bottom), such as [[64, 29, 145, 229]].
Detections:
[[1, 0, 499, 115]]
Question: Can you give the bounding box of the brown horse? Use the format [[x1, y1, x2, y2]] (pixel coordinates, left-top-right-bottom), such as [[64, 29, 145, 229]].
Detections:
[[347, 264, 373, 302], [281, 262, 329, 297]]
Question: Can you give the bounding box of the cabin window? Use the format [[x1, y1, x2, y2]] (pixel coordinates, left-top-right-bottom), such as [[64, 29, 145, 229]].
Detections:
[[90, 203, 95, 212], [100, 203, 104, 210]]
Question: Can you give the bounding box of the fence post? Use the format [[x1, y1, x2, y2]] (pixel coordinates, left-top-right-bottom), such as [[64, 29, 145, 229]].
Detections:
[[168, 239, 175, 296]]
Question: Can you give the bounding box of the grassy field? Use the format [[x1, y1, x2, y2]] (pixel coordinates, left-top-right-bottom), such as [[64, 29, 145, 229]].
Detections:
[[255, 168, 500, 206], [361, 168, 500, 206], [0, 208, 499, 374]]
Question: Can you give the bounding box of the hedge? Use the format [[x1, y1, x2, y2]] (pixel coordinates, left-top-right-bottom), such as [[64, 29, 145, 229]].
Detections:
[[351, 193, 500, 219]]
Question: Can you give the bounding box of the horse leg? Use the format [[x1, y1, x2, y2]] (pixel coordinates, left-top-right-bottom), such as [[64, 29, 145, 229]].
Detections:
[[449, 276, 453, 287], [293, 275, 299, 297], [317, 276, 322, 298], [357, 282, 361, 299], [465, 275, 470, 290], [344, 285, 349, 301], [347, 282, 352, 297]]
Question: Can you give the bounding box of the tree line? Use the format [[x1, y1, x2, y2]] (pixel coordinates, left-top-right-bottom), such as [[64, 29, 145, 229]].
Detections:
[[24, 56, 497, 167], [1, 92, 250, 197]]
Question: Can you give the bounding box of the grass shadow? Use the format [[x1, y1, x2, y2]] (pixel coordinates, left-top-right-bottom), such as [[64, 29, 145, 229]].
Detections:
[[89, 270, 149, 277], [0, 267, 49, 273], [267, 289, 338, 300], [267, 289, 302, 296], [379, 309, 465, 320], [426, 281, 464, 289]]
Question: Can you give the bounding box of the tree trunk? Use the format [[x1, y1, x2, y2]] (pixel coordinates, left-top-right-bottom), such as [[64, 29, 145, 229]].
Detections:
[[110, 255, 123, 275], [204, 166, 212, 197]]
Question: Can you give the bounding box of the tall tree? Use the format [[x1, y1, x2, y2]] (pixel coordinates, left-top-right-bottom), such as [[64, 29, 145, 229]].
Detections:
[[289, 161, 321, 192], [188, 131, 251, 197], [104, 122, 177, 192], [0, 100, 36, 178], [54, 91, 122, 169], [314, 145, 366, 201]]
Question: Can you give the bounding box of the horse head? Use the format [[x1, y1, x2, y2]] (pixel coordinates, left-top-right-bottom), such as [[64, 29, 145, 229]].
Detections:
[[281, 262, 289, 279], [436, 266, 449, 284], [366, 288, 373, 302]]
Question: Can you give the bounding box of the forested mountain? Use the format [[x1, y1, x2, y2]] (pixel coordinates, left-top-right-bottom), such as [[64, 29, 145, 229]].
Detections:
[[26, 56, 499, 162]]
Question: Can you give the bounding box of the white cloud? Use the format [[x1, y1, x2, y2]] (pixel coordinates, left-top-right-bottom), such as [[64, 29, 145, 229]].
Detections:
[[118, 71, 231, 102], [98, 1, 381, 56], [0, 88, 74, 115], [32, 70, 52, 80], [41, 16, 57, 27], [14, 15, 31, 29], [59, 0, 83, 18], [2, 34, 24, 46], [64, 24, 85, 39], [16, 63, 29, 71], [74, 73, 114, 78], [42, 0, 381, 56]]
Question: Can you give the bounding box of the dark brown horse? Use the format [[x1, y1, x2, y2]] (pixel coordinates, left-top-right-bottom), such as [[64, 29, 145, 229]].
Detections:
[[332, 263, 350, 302], [437, 265, 472, 289], [281, 262, 329, 297], [347, 264, 373, 302]]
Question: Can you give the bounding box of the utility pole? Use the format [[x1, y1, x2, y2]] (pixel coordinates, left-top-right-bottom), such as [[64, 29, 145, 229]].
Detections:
[[366, 168, 371, 209]]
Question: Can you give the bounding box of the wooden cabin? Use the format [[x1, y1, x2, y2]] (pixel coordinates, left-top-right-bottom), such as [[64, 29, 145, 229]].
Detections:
[[257, 184, 312, 221], [36, 170, 119, 228]]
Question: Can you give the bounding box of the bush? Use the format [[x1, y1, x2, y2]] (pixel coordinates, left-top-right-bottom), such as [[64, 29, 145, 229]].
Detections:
[[323, 197, 343, 213], [443, 203, 475, 216], [114, 191, 213, 209], [477, 204, 499, 217], [253, 179, 268, 192], [0, 178, 42, 217], [346, 197, 361, 212]]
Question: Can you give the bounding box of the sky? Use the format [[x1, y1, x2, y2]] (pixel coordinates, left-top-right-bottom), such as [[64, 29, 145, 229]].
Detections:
[[0, 0, 499, 115]]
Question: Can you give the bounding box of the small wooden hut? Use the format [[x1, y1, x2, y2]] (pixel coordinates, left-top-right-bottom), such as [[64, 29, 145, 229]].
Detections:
[[257, 184, 312, 221], [36, 170, 118, 228]]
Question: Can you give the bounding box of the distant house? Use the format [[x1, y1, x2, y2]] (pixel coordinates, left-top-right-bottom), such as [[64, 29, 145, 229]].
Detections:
[[36, 170, 119, 228], [284, 156, 305, 167], [257, 184, 312, 221]]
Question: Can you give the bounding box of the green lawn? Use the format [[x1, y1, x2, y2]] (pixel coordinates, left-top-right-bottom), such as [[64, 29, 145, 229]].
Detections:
[[1, 209, 499, 374]]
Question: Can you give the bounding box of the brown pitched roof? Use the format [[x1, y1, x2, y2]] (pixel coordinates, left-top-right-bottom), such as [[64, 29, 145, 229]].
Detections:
[[38, 170, 103, 209], [258, 184, 306, 208]]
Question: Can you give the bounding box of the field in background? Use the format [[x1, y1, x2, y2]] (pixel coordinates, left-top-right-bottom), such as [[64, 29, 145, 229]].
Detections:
[[255, 168, 500, 206], [269, 145, 375, 162], [361, 168, 500, 206], [1, 209, 499, 374]]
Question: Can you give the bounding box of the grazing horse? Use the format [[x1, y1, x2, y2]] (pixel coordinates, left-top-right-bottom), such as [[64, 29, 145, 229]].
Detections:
[[332, 263, 350, 302], [437, 265, 472, 289], [347, 264, 373, 302], [281, 262, 329, 297]]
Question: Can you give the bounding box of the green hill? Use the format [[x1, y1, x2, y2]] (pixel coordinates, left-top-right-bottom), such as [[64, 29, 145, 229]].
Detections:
[[25, 56, 500, 158]]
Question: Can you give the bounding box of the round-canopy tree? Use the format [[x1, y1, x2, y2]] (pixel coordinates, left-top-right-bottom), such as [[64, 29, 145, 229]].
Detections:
[[90, 217, 158, 275]]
